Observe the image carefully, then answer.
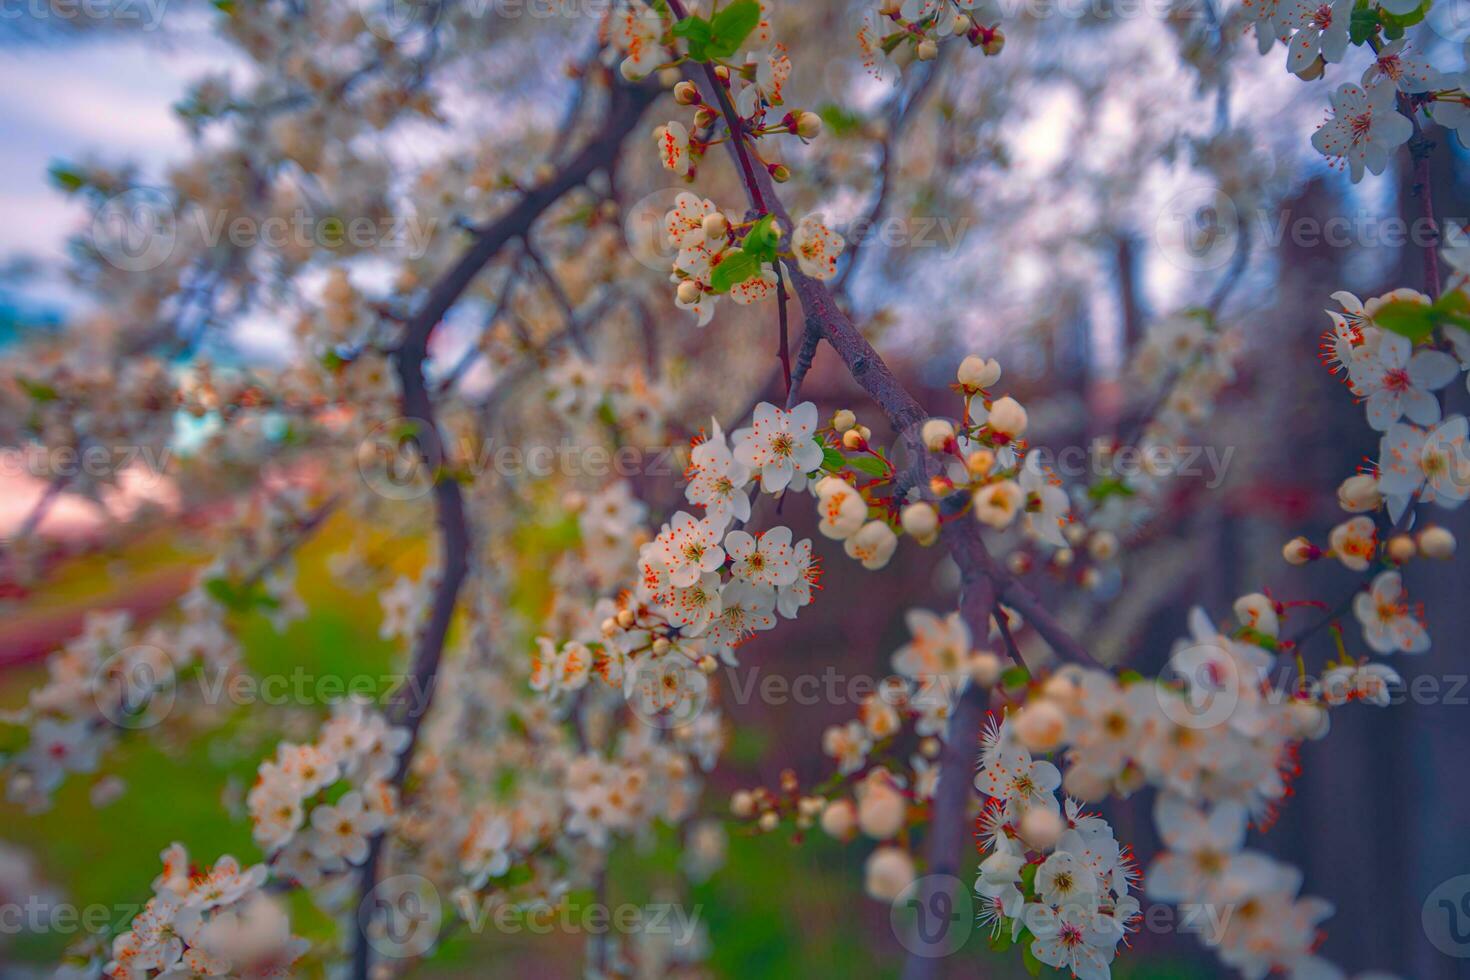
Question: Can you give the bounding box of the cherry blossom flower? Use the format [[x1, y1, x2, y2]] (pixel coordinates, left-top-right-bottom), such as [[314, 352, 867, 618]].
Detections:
[[791, 214, 844, 281], [729, 263, 780, 305], [649, 510, 727, 587], [1311, 83, 1413, 183], [1347, 329, 1457, 430], [776, 537, 819, 619], [1353, 570, 1429, 653], [1279, 0, 1352, 76], [1020, 451, 1070, 547], [815, 476, 868, 539], [725, 526, 799, 588], [1378, 416, 1470, 516], [686, 420, 753, 527], [1328, 515, 1377, 571], [1322, 662, 1402, 705], [655, 120, 692, 176], [1026, 903, 1117, 980], [1361, 38, 1438, 93], [844, 520, 899, 570], [733, 401, 823, 493]]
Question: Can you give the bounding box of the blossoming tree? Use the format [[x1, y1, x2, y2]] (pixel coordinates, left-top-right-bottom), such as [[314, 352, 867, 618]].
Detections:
[[3, 0, 1470, 977]]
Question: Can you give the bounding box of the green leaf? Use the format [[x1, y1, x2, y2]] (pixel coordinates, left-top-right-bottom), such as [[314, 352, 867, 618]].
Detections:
[[846, 454, 889, 478], [18, 378, 59, 403], [1000, 665, 1030, 690], [709, 248, 760, 293], [706, 0, 761, 59], [1372, 297, 1437, 342], [1022, 941, 1043, 977], [988, 928, 1013, 953], [820, 444, 846, 472], [47, 163, 86, 193], [742, 214, 780, 263], [1349, 1, 1379, 45], [672, 14, 713, 60], [1019, 862, 1038, 896], [1086, 477, 1136, 503], [817, 103, 865, 137]]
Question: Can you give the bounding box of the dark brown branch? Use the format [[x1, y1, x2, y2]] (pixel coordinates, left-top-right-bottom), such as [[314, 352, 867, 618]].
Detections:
[[349, 74, 656, 980]]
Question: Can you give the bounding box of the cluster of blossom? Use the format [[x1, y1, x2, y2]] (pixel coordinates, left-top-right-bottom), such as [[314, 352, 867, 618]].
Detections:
[[245, 699, 406, 888], [533, 402, 826, 726], [981, 593, 1392, 979], [974, 721, 1138, 980], [104, 844, 306, 979], [1235, 0, 1470, 181], [856, 0, 1006, 81], [659, 192, 844, 326], [811, 356, 1084, 575], [542, 354, 673, 445], [1, 601, 238, 814], [725, 609, 1017, 906]]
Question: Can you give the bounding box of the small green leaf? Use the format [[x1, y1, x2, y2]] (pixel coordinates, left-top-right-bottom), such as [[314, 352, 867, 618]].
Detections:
[[710, 249, 760, 293], [742, 214, 780, 263], [1022, 941, 1043, 977], [1372, 297, 1437, 342], [18, 378, 59, 403], [707, 0, 761, 59], [1000, 665, 1030, 690], [1086, 477, 1136, 503], [671, 14, 713, 60], [817, 102, 865, 137], [988, 928, 1012, 952], [846, 454, 889, 478], [1349, 2, 1379, 45], [47, 163, 86, 193], [1019, 862, 1038, 896], [820, 444, 846, 472]]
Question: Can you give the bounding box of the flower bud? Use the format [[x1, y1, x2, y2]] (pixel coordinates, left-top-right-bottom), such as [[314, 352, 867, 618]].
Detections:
[[966, 449, 995, 477], [676, 280, 702, 305], [616, 608, 635, 629], [652, 637, 671, 655], [864, 847, 915, 902], [795, 111, 823, 139], [987, 396, 1027, 440], [979, 26, 1005, 56], [1088, 531, 1118, 562], [857, 781, 906, 839], [1019, 806, 1063, 850], [1013, 700, 1067, 753], [842, 428, 867, 451], [1337, 473, 1381, 513], [820, 799, 856, 839], [1418, 526, 1456, 560], [832, 409, 857, 433], [702, 211, 729, 241], [957, 355, 1001, 389], [1062, 764, 1109, 802], [969, 651, 1002, 687], [916, 38, 939, 61], [769, 163, 791, 182], [900, 502, 939, 543], [1387, 534, 1416, 563], [921, 418, 955, 452], [693, 107, 717, 128], [1282, 536, 1317, 565], [757, 811, 779, 832], [673, 80, 700, 105], [731, 790, 755, 818]]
